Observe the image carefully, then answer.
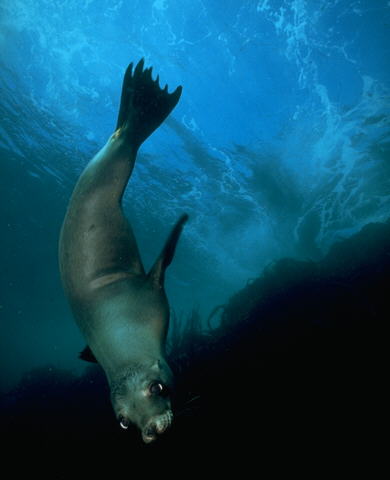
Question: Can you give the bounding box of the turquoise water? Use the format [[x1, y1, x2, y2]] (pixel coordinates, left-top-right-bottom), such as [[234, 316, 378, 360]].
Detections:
[[1, 0, 389, 390]]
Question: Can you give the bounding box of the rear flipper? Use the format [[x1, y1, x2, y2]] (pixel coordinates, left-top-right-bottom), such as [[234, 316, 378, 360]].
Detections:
[[115, 59, 182, 152], [148, 213, 189, 287]]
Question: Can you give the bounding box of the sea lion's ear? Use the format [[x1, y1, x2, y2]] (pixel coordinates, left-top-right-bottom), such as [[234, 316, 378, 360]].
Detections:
[[151, 360, 161, 372], [147, 214, 189, 287], [79, 346, 98, 363]]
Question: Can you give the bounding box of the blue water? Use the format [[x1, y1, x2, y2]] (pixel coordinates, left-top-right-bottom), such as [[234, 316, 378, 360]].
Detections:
[[1, 0, 389, 390]]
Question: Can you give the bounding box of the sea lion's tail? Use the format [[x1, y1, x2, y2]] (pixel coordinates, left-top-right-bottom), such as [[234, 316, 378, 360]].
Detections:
[[115, 59, 182, 151], [148, 213, 189, 287]]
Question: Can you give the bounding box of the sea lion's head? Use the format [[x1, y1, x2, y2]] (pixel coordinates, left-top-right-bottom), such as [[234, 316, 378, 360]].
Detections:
[[110, 359, 174, 443]]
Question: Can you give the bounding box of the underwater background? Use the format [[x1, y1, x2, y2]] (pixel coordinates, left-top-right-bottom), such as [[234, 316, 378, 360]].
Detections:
[[0, 0, 389, 467]]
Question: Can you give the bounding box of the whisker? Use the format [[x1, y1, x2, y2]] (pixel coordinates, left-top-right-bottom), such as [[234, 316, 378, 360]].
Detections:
[[174, 394, 202, 418], [184, 395, 201, 405]]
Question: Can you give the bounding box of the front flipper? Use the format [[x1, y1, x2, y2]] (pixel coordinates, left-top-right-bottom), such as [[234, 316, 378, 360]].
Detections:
[[115, 59, 182, 151], [148, 213, 189, 287], [79, 346, 97, 363]]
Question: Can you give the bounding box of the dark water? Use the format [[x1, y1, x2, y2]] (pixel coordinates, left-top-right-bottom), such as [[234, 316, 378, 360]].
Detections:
[[0, 0, 389, 466], [1, 219, 388, 471]]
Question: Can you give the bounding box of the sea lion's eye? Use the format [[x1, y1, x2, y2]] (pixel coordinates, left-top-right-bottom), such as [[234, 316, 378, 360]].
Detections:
[[149, 382, 164, 396], [119, 416, 129, 429]]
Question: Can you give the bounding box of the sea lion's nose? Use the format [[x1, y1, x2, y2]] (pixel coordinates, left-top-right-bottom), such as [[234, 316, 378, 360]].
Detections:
[[142, 411, 172, 443], [142, 424, 158, 443]]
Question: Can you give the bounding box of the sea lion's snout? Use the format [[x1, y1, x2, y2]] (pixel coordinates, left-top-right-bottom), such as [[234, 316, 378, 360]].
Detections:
[[111, 360, 175, 442], [142, 410, 173, 444], [142, 426, 158, 444]]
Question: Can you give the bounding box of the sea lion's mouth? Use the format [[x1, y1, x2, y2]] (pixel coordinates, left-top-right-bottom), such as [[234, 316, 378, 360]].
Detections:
[[142, 410, 173, 444]]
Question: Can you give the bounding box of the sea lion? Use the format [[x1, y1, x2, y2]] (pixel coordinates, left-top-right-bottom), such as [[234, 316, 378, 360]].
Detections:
[[59, 59, 186, 443]]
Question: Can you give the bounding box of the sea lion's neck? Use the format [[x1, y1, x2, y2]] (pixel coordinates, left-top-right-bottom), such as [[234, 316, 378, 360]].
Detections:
[[105, 353, 167, 387], [76, 283, 168, 369], [86, 324, 166, 381]]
